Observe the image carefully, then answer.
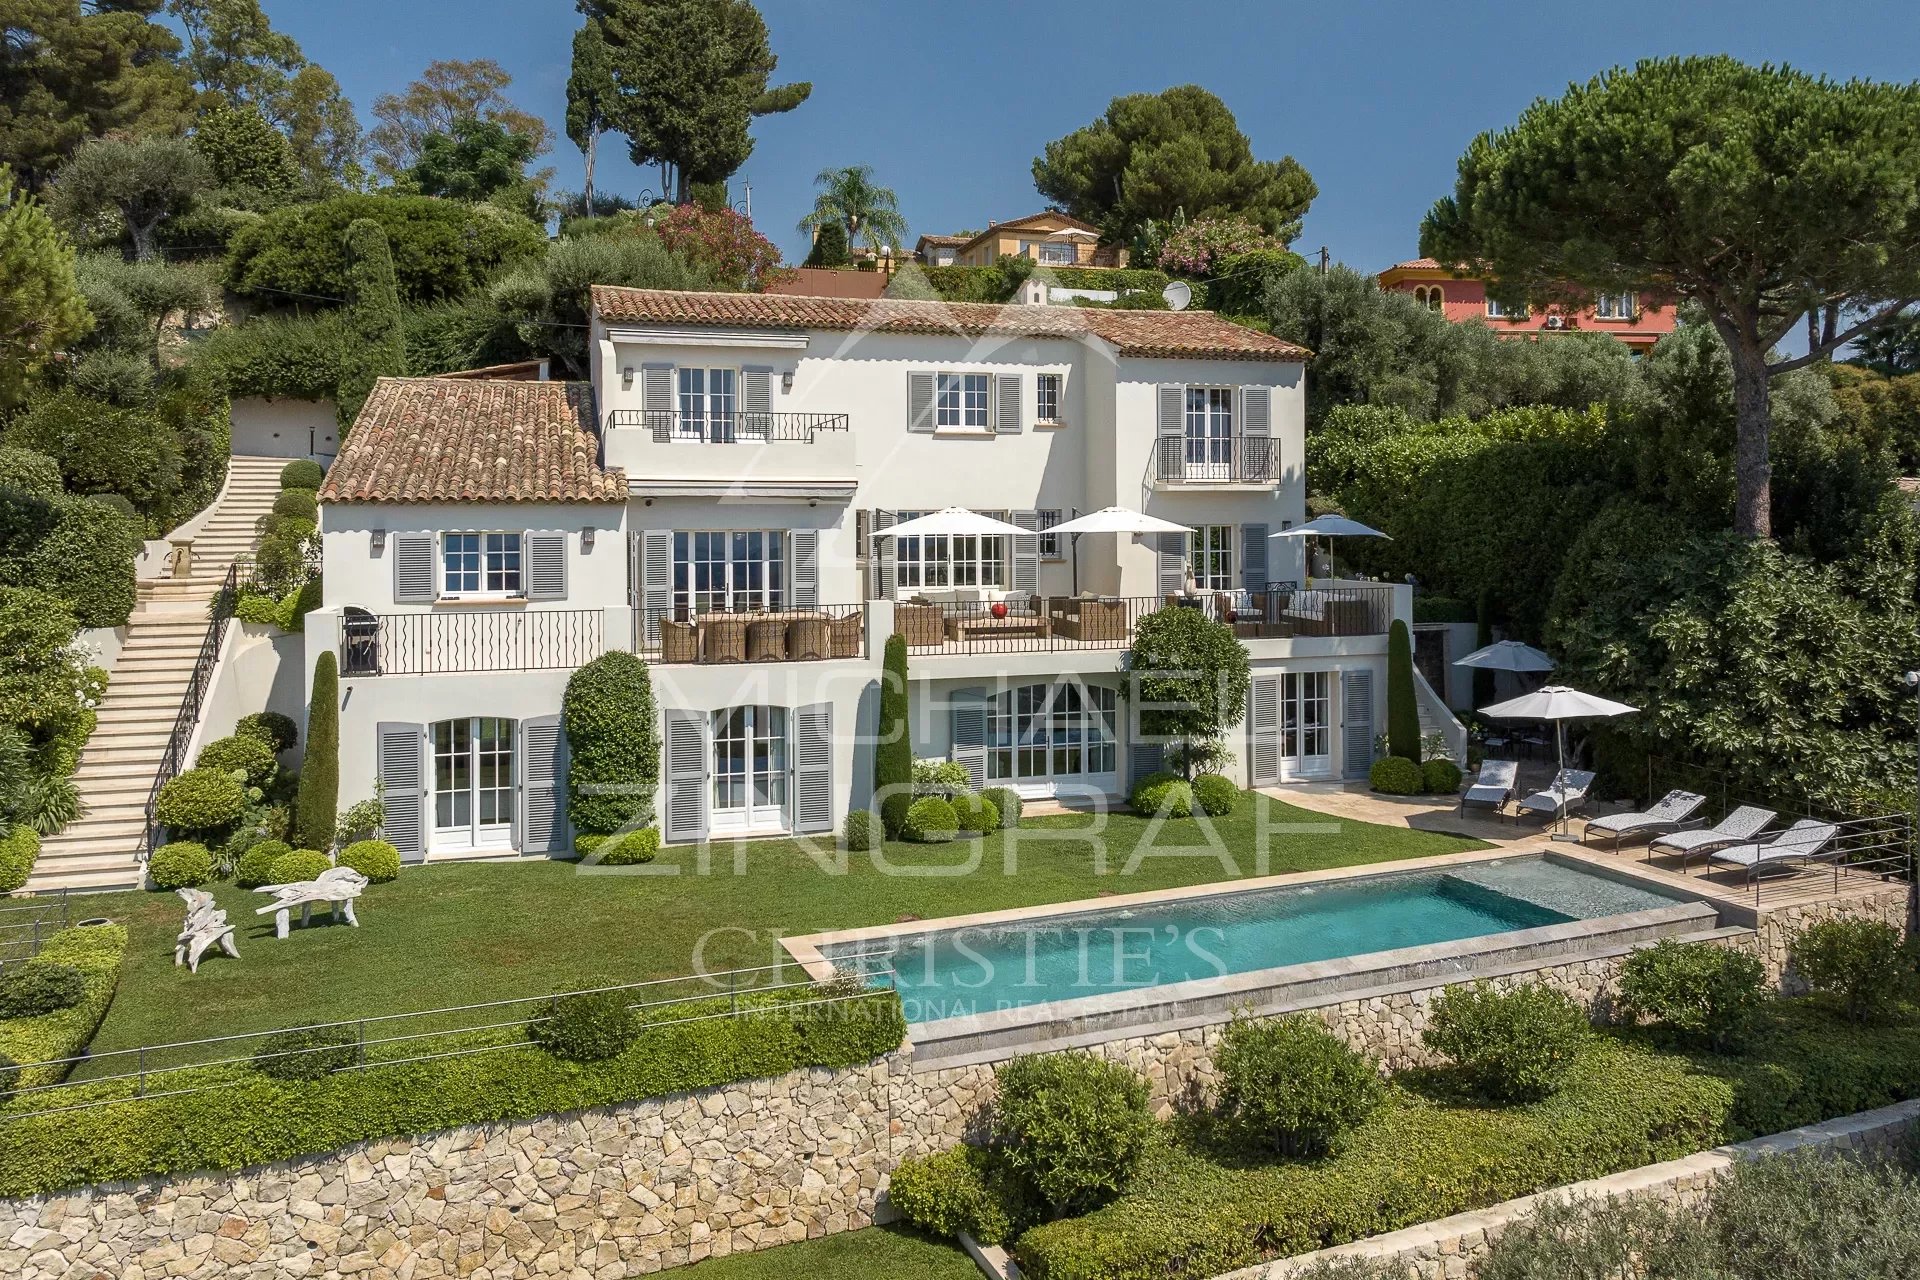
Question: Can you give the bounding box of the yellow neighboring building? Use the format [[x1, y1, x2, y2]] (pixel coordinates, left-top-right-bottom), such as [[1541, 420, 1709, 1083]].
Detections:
[[915, 211, 1129, 269]]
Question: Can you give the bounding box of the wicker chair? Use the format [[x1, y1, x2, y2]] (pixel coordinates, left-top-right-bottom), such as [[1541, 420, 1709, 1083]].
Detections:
[[828, 611, 864, 658], [701, 615, 749, 663], [788, 616, 829, 661], [894, 602, 947, 647], [747, 618, 788, 663], [660, 619, 699, 664]]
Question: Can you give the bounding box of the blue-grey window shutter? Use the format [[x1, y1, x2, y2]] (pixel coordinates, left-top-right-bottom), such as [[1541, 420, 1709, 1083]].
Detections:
[[1249, 677, 1280, 785], [1241, 524, 1268, 595], [641, 529, 672, 645], [642, 363, 674, 409], [392, 533, 435, 604], [996, 373, 1024, 434], [790, 529, 819, 609], [518, 714, 566, 853], [1343, 670, 1375, 779], [1129, 735, 1164, 786], [792, 702, 833, 834], [523, 531, 567, 601], [1157, 384, 1185, 439], [1156, 531, 1186, 600], [742, 365, 772, 439], [907, 371, 936, 432], [950, 689, 988, 791], [871, 510, 896, 599], [1242, 386, 1273, 479], [378, 722, 425, 862], [664, 709, 708, 843], [1012, 511, 1039, 596]]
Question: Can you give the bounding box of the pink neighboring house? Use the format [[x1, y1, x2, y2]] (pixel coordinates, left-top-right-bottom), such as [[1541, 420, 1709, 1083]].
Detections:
[[1378, 258, 1678, 352]]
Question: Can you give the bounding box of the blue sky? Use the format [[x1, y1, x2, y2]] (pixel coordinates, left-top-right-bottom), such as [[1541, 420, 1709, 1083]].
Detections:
[[258, 0, 1920, 273]]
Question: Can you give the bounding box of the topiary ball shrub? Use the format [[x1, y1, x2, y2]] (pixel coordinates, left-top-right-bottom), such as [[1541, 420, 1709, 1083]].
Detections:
[[1423, 981, 1590, 1103], [1369, 756, 1424, 795], [842, 809, 878, 852], [1216, 1013, 1384, 1157], [887, 1144, 1029, 1246], [0, 961, 87, 1019], [252, 1027, 357, 1081], [1791, 918, 1915, 1023], [902, 796, 959, 843], [148, 841, 214, 890], [1130, 772, 1194, 818], [155, 768, 247, 835], [953, 792, 1001, 836], [0, 823, 41, 894], [235, 711, 298, 753], [993, 1050, 1154, 1220], [271, 488, 318, 522], [195, 734, 278, 787], [280, 459, 325, 490], [1421, 757, 1464, 795], [269, 848, 332, 885], [1618, 939, 1768, 1052], [234, 839, 291, 888], [592, 829, 659, 866], [528, 989, 639, 1062], [338, 839, 401, 883], [981, 787, 1022, 829], [1192, 773, 1241, 816]]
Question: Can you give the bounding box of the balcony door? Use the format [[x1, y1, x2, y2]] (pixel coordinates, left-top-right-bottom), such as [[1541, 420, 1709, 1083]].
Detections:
[[1184, 387, 1234, 480], [431, 718, 515, 851], [711, 706, 788, 833], [676, 367, 738, 442], [1280, 673, 1332, 779]]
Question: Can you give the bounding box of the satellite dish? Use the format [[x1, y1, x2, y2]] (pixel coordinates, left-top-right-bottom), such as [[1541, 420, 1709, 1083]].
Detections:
[[1162, 281, 1193, 311]]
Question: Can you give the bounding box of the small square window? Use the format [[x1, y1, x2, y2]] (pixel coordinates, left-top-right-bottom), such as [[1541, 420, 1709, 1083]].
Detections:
[[442, 532, 521, 597], [936, 371, 990, 429]]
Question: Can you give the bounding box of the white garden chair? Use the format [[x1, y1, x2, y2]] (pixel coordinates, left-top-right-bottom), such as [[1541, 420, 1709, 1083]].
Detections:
[[253, 866, 368, 939], [174, 888, 239, 973]]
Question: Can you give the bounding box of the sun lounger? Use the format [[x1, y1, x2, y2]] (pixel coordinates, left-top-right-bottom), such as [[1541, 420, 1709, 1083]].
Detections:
[[1707, 820, 1842, 880], [1645, 805, 1777, 866], [1515, 769, 1595, 823], [1582, 789, 1707, 850], [254, 866, 368, 939], [174, 888, 238, 973], [1460, 759, 1519, 814]]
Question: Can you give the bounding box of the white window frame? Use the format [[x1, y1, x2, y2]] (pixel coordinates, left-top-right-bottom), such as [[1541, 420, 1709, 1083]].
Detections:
[[673, 530, 786, 616], [711, 705, 789, 833], [935, 372, 990, 430], [1036, 372, 1064, 424], [431, 717, 515, 851], [895, 510, 1006, 592], [1184, 386, 1235, 478], [1190, 524, 1234, 593], [440, 532, 522, 599], [987, 682, 1117, 784], [1038, 240, 1075, 266], [1594, 292, 1637, 321], [676, 366, 738, 442], [1485, 296, 1528, 319]]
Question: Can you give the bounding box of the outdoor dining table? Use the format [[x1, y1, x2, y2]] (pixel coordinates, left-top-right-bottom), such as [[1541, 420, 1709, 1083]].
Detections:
[[697, 609, 833, 663]]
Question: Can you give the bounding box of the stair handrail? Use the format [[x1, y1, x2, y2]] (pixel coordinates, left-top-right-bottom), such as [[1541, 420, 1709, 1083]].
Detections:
[[141, 561, 240, 862]]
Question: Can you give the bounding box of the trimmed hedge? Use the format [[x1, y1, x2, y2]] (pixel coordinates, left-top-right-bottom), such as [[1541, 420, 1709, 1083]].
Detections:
[[876, 635, 913, 836], [294, 652, 338, 850], [147, 841, 214, 890], [155, 768, 247, 835], [272, 488, 318, 522], [1790, 918, 1914, 1023], [0, 823, 39, 894], [563, 653, 660, 836], [338, 839, 401, 882], [1423, 982, 1589, 1103], [1191, 773, 1240, 816], [842, 809, 879, 851], [528, 990, 639, 1062], [982, 787, 1022, 830], [1618, 940, 1767, 1052], [236, 711, 298, 753], [1129, 772, 1194, 819], [234, 840, 291, 888], [252, 1028, 357, 1082], [280, 460, 325, 490], [270, 849, 332, 884], [584, 829, 659, 866], [1421, 758, 1463, 794], [1369, 756, 1424, 795], [0, 984, 906, 1195], [889, 1144, 1027, 1246], [0, 963, 85, 1019], [953, 792, 1000, 835], [0, 925, 125, 1092], [902, 796, 959, 843], [195, 734, 278, 787]]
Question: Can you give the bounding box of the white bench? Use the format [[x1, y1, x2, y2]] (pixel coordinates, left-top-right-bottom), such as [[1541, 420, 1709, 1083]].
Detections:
[[174, 888, 239, 973], [253, 866, 368, 939]]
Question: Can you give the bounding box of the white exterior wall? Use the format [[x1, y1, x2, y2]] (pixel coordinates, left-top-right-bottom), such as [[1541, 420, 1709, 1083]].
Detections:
[[230, 397, 339, 461]]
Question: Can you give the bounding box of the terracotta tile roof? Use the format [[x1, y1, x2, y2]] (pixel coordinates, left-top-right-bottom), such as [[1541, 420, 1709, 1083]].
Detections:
[[592, 287, 1309, 361], [321, 378, 626, 505], [1387, 257, 1444, 271], [915, 233, 971, 249]]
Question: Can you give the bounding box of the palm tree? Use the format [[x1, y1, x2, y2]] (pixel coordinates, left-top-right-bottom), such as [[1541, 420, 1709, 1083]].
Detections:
[[799, 165, 909, 256]]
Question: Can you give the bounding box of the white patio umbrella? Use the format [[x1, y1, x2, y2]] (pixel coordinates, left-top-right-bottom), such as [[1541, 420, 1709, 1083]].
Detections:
[[1046, 506, 1192, 595], [1480, 685, 1637, 838], [1269, 514, 1390, 582], [869, 508, 1028, 540], [1453, 640, 1556, 673]]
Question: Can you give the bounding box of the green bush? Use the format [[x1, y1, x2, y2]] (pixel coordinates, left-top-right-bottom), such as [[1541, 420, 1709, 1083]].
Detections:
[[0, 1054, 16, 1102], [0, 925, 124, 1093], [0, 486, 142, 627], [252, 1027, 358, 1081], [888, 1144, 1028, 1246], [842, 809, 878, 851], [1386, 619, 1420, 763], [0, 446, 61, 498], [1191, 773, 1240, 816], [235, 711, 298, 753], [294, 653, 337, 850], [529, 989, 639, 1062], [588, 829, 658, 866], [881, 792, 916, 841], [233, 840, 291, 888], [562, 653, 660, 836], [952, 792, 1000, 835], [876, 635, 913, 836], [913, 759, 972, 798], [1712, 998, 1920, 1137], [0, 962, 85, 1019], [0, 823, 40, 893], [1474, 1192, 1706, 1280], [338, 839, 401, 883], [982, 787, 1022, 829], [147, 841, 214, 890], [902, 796, 959, 843], [271, 488, 317, 522], [1421, 758, 1463, 794], [994, 1051, 1155, 1221], [1618, 940, 1768, 1052], [1790, 918, 1914, 1023], [269, 849, 332, 884], [156, 768, 247, 836], [1129, 772, 1195, 818], [1215, 1014, 1385, 1156], [233, 593, 280, 625], [1424, 982, 1589, 1103], [279, 460, 325, 490], [195, 734, 277, 787], [1369, 755, 1424, 795]]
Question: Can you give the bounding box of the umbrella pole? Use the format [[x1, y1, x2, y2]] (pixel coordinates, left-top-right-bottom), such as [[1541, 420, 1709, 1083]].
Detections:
[[1071, 532, 1080, 596], [1550, 719, 1577, 843]]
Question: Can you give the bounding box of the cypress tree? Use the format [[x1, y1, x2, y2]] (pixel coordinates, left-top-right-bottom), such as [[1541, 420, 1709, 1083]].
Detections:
[[876, 634, 913, 836], [1387, 619, 1421, 763], [295, 651, 339, 850], [335, 218, 406, 429], [1472, 592, 1496, 710]]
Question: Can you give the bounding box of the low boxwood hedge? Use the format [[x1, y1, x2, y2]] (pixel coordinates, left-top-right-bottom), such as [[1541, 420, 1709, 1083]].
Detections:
[[0, 925, 125, 1093], [0, 823, 40, 894], [0, 983, 905, 1196]]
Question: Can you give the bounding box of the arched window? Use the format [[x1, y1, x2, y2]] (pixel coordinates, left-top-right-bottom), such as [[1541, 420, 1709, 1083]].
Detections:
[[1412, 285, 1444, 312]]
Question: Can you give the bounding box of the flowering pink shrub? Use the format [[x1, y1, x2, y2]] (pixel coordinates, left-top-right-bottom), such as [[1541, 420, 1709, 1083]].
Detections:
[[1154, 216, 1286, 278], [651, 204, 791, 292]]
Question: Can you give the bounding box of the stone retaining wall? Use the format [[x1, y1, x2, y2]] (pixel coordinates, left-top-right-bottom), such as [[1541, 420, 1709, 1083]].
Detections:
[[0, 888, 1906, 1279]]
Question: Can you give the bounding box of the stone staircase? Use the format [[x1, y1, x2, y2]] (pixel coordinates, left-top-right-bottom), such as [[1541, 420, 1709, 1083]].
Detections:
[[24, 457, 289, 893]]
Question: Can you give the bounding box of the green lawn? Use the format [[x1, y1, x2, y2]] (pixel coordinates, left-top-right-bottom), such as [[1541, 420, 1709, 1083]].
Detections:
[[78, 799, 1484, 1063], [680, 1226, 975, 1279]]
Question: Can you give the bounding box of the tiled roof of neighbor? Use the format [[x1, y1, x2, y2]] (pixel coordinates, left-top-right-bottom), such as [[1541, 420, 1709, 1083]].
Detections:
[[321, 377, 626, 505], [915, 233, 971, 248], [592, 287, 1310, 361], [1386, 257, 1444, 271]]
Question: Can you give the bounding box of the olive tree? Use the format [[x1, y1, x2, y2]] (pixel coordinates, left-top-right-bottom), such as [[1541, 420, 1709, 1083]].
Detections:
[[1124, 605, 1251, 779]]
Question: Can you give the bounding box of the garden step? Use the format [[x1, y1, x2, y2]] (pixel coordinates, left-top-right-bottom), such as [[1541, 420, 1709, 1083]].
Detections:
[[108, 668, 199, 687]]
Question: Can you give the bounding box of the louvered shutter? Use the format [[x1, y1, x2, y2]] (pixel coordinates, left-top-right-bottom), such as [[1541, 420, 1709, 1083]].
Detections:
[[1242, 386, 1273, 480], [523, 531, 567, 601], [790, 529, 819, 609], [640, 529, 672, 646], [742, 365, 772, 440], [792, 702, 833, 834], [664, 709, 708, 843], [378, 722, 425, 862], [1129, 730, 1164, 786], [951, 689, 988, 792], [1248, 677, 1280, 785], [642, 362, 674, 411], [392, 533, 435, 603], [996, 373, 1024, 434], [1012, 511, 1039, 596], [871, 510, 896, 599], [1156, 531, 1187, 601], [1342, 670, 1376, 779], [518, 714, 566, 853], [907, 371, 937, 432], [1241, 524, 1268, 596]]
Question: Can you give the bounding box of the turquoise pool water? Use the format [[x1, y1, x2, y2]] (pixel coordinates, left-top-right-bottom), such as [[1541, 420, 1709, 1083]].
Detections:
[[825, 858, 1688, 1024]]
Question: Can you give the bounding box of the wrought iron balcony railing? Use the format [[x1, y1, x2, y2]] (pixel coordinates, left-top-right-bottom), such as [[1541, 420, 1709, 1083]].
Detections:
[[1153, 433, 1278, 484], [603, 410, 851, 444]]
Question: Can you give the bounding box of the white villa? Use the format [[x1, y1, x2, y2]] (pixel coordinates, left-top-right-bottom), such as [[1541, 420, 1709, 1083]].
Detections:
[[305, 288, 1419, 861]]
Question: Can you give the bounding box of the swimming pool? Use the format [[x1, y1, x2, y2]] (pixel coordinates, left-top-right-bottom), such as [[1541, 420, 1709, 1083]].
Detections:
[[814, 856, 1703, 1028]]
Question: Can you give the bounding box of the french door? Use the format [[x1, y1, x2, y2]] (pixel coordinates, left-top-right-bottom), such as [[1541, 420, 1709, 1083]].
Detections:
[[711, 706, 788, 832], [1280, 673, 1332, 778], [986, 683, 1117, 793], [1184, 387, 1234, 480], [676, 367, 738, 441], [431, 718, 515, 851]]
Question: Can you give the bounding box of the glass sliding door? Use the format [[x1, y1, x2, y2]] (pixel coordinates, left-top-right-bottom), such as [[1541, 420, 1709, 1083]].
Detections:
[[431, 717, 515, 851]]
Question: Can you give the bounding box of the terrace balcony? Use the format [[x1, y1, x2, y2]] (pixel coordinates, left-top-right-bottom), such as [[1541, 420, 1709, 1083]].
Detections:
[[1150, 433, 1279, 490], [600, 410, 858, 500]]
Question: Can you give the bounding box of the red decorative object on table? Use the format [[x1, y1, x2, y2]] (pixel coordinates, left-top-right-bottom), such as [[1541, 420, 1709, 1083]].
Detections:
[[990, 601, 1009, 619]]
